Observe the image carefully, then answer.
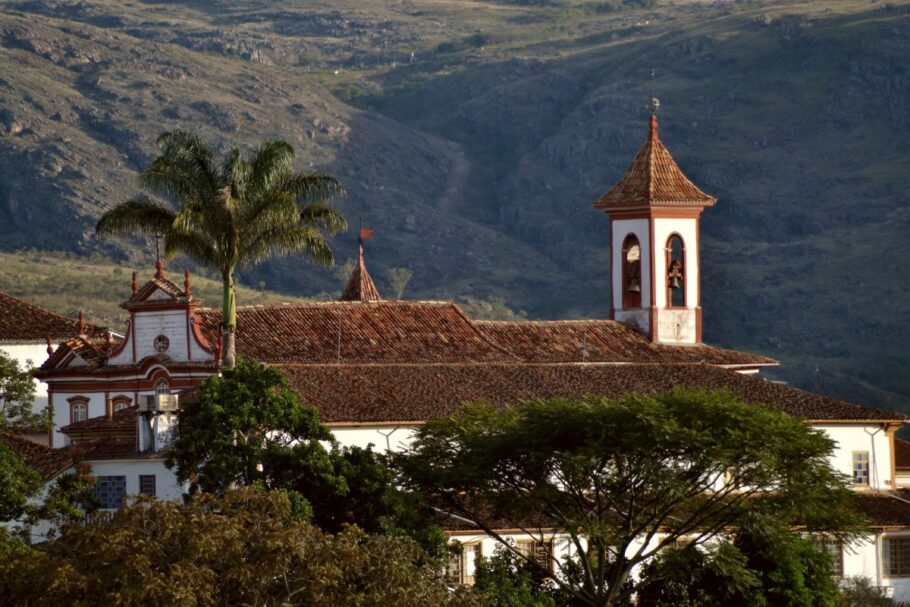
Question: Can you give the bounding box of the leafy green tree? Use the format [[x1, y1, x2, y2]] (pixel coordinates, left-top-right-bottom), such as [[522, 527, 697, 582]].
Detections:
[[386, 267, 413, 300], [166, 357, 446, 556], [0, 488, 483, 607], [95, 131, 347, 367], [395, 389, 863, 607], [473, 545, 558, 607], [840, 576, 897, 606], [0, 349, 47, 432], [0, 442, 40, 523]]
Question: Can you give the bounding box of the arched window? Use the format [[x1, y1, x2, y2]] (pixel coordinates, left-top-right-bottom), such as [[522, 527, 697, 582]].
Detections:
[[622, 234, 642, 309], [69, 397, 89, 424], [666, 235, 686, 308], [111, 396, 132, 412], [155, 379, 170, 396]]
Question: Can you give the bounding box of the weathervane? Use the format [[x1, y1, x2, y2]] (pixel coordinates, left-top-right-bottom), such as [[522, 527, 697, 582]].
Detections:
[[647, 68, 660, 115]]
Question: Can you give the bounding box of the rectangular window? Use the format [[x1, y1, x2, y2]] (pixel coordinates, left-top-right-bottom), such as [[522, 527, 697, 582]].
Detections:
[[853, 451, 870, 485], [813, 538, 844, 577], [516, 540, 554, 574], [139, 475, 156, 496], [463, 543, 482, 586], [93, 475, 127, 509], [884, 537, 910, 577], [445, 550, 463, 584]]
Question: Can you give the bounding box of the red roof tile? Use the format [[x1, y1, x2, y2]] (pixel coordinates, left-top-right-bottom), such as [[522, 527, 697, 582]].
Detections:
[[854, 490, 910, 527], [0, 290, 96, 344], [0, 433, 73, 480], [340, 242, 381, 302], [275, 362, 903, 425], [593, 116, 716, 209], [475, 320, 777, 367], [60, 405, 139, 435], [121, 264, 197, 310], [198, 301, 517, 364]]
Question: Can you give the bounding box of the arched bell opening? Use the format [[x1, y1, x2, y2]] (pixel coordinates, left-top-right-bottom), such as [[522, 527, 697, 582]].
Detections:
[[622, 234, 642, 309], [665, 234, 686, 308]]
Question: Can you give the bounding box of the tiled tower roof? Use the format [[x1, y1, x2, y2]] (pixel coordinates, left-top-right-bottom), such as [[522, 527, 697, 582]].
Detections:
[[340, 240, 381, 302], [593, 115, 716, 209]]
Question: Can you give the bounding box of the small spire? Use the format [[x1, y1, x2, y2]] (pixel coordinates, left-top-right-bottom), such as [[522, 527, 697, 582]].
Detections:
[[155, 259, 164, 280], [46, 335, 53, 356], [77, 310, 85, 337], [131, 271, 138, 295], [184, 267, 192, 296], [340, 231, 381, 302], [649, 114, 659, 142]]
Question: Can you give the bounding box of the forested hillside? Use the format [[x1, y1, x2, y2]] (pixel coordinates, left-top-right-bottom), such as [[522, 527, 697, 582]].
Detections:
[[1, 0, 908, 409]]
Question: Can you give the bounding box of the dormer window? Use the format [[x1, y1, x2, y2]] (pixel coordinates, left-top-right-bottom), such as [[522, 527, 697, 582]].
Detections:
[[622, 234, 642, 309], [666, 235, 686, 308]]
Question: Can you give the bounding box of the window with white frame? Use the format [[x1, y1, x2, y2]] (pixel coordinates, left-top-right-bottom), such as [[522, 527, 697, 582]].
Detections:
[[155, 380, 170, 396], [463, 543, 482, 585], [445, 546, 463, 584], [111, 396, 131, 412], [853, 451, 870, 485], [69, 397, 89, 423], [884, 537, 910, 577]]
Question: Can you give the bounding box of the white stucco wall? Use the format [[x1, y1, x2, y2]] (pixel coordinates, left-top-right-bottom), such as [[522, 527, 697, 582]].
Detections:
[[133, 310, 191, 361], [51, 391, 110, 448], [653, 217, 699, 344], [88, 459, 186, 504], [611, 218, 651, 312], [815, 424, 894, 490], [1, 343, 51, 418], [330, 425, 417, 452]]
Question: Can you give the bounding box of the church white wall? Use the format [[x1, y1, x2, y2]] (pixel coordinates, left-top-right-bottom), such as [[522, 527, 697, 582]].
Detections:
[[815, 424, 894, 490], [89, 459, 185, 504], [611, 218, 651, 311], [133, 310, 191, 361], [50, 391, 108, 448], [1, 343, 51, 418]]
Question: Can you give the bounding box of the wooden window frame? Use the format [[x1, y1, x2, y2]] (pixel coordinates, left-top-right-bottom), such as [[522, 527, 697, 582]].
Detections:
[[884, 536, 910, 577], [138, 474, 156, 496], [665, 234, 686, 309], [621, 234, 642, 310], [516, 539, 554, 575], [68, 397, 89, 424], [814, 538, 844, 578]]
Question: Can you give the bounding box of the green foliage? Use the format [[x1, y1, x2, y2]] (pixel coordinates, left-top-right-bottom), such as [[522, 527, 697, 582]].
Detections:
[[0, 441, 41, 523], [840, 576, 898, 606], [0, 349, 45, 432], [0, 488, 483, 607], [396, 389, 863, 607], [473, 545, 558, 607], [167, 357, 446, 556]]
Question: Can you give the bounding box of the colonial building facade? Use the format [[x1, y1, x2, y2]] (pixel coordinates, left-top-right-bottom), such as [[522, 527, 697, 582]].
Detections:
[[18, 113, 910, 598]]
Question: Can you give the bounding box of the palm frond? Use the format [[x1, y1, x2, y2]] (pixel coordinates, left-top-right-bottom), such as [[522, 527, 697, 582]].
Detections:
[[245, 140, 295, 200], [95, 197, 176, 236], [285, 173, 346, 205], [240, 225, 335, 268], [299, 200, 348, 235], [164, 231, 223, 269]]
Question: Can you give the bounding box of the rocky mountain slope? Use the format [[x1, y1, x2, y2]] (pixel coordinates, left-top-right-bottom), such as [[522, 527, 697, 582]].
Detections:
[[1, 0, 908, 410]]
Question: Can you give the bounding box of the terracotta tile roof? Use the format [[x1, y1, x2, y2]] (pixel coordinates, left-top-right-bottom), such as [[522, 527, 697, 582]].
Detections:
[[60, 405, 138, 435], [275, 362, 903, 425], [39, 335, 125, 371], [0, 433, 73, 481], [895, 439, 910, 471], [0, 290, 96, 344], [340, 242, 381, 302], [198, 302, 517, 364], [475, 320, 777, 367], [593, 116, 716, 209], [854, 490, 910, 527]]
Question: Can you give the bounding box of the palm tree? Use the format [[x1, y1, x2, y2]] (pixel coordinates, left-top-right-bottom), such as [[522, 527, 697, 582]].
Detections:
[[96, 130, 347, 367]]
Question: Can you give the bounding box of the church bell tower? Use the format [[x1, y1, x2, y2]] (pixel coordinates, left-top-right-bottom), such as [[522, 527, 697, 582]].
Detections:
[[593, 103, 716, 344]]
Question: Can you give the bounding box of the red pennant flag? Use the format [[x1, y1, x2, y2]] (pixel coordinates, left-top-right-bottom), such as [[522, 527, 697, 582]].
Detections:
[[359, 227, 375, 240]]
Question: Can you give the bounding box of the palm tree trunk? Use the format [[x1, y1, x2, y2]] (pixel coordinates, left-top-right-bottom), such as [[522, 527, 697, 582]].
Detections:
[[222, 267, 237, 368]]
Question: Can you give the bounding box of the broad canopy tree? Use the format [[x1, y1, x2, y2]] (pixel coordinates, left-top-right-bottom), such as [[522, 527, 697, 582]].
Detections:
[[394, 389, 863, 607], [166, 357, 446, 555], [96, 131, 347, 367]]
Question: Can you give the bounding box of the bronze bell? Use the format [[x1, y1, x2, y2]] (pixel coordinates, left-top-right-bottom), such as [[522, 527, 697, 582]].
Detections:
[[669, 276, 681, 289], [627, 278, 640, 293]]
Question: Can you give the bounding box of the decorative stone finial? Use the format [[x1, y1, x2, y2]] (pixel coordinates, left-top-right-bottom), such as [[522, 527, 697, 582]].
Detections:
[[77, 310, 85, 337], [46, 335, 53, 356], [649, 113, 658, 141], [131, 271, 138, 295], [155, 259, 164, 280], [105, 330, 113, 353], [184, 267, 192, 296]]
